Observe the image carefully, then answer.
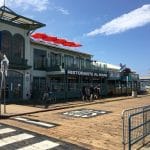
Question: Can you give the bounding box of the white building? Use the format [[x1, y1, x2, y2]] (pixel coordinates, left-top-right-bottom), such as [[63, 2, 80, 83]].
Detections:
[[0, 6, 139, 101]]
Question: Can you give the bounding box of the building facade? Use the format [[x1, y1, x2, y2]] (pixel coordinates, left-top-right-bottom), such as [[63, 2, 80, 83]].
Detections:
[[0, 6, 139, 101], [31, 40, 108, 100]]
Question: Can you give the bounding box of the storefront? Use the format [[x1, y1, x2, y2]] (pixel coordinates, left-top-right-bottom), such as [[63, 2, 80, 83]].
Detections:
[[44, 69, 108, 100]]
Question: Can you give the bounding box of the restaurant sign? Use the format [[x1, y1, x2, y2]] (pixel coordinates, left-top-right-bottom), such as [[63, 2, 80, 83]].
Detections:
[[67, 70, 107, 77]]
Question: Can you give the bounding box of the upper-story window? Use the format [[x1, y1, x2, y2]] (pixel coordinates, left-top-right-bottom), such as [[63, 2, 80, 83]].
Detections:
[[80, 58, 85, 69], [74, 57, 80, 68], [85, 59, 91, 69], [12, 34, 25, 59], [0, 31, 26, 66], [34, 49, 47, 70], [50, 52, 61, 67], [64, 55, 74, 68], [0, 30, 12, 59], [75, 57, 85, 69]]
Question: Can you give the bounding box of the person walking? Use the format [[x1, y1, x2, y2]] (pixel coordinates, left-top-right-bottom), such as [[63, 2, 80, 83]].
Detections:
[[90, 85, 94, 101], [85, 86, 90, 102], [93, 86, 98, 100], [81, 86, 86, 101]]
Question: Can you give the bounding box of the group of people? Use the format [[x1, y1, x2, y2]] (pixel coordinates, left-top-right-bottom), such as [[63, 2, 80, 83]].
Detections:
[[81, 85, 101, 102]]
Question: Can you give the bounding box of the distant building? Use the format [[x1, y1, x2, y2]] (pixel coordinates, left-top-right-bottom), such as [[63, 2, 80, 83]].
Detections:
[[140, 76, 150, 92]]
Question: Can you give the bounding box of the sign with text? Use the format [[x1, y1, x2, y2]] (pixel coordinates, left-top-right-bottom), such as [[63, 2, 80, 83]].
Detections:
[[67, 70, 107, 77]]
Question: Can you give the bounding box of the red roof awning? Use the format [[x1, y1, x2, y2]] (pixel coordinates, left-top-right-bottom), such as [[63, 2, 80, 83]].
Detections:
[[31, 33, 82, 47]]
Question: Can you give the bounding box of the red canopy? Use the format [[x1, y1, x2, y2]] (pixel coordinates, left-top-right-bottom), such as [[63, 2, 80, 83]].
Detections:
[[31, 33, 82, 47]]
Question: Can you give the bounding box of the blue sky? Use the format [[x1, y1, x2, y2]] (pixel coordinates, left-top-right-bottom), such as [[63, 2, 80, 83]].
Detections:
[[1, 0, 150, 76]]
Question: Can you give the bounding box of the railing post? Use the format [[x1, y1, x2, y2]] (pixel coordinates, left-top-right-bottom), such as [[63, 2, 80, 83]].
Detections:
[[128, 116, 131, 150], [142, 107, 145, 146], [122, 113, 125, 150], [142, 106, 148, 146]]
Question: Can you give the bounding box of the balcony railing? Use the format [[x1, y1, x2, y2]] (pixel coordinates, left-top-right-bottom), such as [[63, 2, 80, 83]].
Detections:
[[46, 64, 108, 73], [46, 65, 62, 72], [9, 58, 31, 70]]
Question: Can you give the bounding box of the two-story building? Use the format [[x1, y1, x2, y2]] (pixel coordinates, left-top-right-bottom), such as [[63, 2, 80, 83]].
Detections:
[[0, 5, 139, 101]]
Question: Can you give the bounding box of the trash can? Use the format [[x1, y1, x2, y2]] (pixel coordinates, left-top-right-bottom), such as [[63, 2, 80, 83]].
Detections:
[[132, 90, 137, 97]]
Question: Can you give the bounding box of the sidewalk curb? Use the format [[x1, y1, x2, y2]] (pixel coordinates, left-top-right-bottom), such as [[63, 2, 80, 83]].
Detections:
[[0, 95, 149, 119]]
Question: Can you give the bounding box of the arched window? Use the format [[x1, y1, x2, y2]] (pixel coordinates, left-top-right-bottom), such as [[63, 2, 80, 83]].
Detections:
[[1, 30, 12, 59], [13, 34, 25, 59]]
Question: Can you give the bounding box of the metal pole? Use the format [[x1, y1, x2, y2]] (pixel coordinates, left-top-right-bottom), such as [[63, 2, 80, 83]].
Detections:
[[4, 73, 6, 113]]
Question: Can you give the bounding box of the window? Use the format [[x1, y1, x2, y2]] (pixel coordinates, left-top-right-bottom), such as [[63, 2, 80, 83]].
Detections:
[[34, 49, 47, 70], [0, 30, 12, 60], [0, 31, 25, 63], [75, 57, 80, 69], [75, 57, 85, 69], [33, 77, 46, 91], [12, 34, 25, 59], [85, 59, 91, 68], [80, 58, 85, 69], [50, 52, 61, 67], [64, 55, 74, 68]]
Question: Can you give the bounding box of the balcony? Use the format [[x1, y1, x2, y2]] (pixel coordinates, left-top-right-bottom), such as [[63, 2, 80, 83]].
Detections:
[[108, 71, 121, 80], [9, 58, 31, 70], [46, 64, 108, 74], [46, 65, 62, 72]]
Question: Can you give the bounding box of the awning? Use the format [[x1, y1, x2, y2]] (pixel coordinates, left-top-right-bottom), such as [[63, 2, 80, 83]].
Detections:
[[0, 6, 45, 31], [31, 32, 82, 48]]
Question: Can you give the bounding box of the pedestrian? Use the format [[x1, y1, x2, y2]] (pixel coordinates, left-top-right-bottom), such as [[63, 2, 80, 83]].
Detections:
[[90, 85, 94, 101], [85, 86, 90, 102], [93, 86, 98, 100], [81, 86, 86, 101], [97, 86, 101, 98]]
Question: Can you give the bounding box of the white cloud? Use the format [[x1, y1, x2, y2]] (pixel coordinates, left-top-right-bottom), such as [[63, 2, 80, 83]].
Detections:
[[0, 0, 49, 11], [55, 6, 69, 15], [50, 3, 70, 15], [87, 4, 150, 36], [0, 0, 69, 15]]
